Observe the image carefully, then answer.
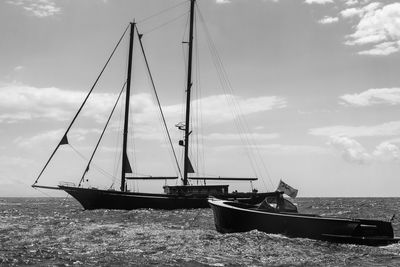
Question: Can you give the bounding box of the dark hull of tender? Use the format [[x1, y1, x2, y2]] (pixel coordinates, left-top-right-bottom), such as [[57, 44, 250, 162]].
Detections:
[[59, 186, 270, 210], [209, 199, 399, 246]]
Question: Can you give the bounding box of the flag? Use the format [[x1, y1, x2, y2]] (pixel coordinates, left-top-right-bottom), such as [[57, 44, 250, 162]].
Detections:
[[277, 180, 298, 198]]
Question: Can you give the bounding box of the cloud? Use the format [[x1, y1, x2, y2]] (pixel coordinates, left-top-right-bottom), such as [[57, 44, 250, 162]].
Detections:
[[216, 0, 231, 4], [305, 0, 333, 4], [210, 143, 329, 155], [340, 88, 400, 106], [373, 142, 400, 162], [258, 144, 329, 155], [309, 121, 400, 137], [344, 0, 359, 7], [0, 83, 117, 123], [358, 41, 400, 56], [319, 16, 339, 24], [165, 94, 287, 125], [343, 2, 400, 56], [6, 0, 61, 17], [327, 136, 400, 164], [328, 136, 371, 164], [340, 7, 364, 18], [0, 155, 34, 167], [14, 66, 24, 72], [204, 132, 279, 141], [14, 128, 101, 148], [0, 83, 286, 125]]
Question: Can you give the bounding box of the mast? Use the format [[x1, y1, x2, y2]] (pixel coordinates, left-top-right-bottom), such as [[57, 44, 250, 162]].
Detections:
[[183, 0, 196, 186], [121, 22, 135, 192]]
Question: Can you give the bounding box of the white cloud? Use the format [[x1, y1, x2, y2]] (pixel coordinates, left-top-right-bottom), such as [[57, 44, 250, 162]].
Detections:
[[204, 132, 279, 141], [6, 0, 61, 17], [341, 7, 364, 18], [328, 136, 371, 164], [14, 129, 64, 148], [259, 144, 329, 155], [340, 88, 400, 106], [344, 0, 359, 7], [373, 142, 400, 162], [0, 83, 117, 123], [319, 16, 339, 24], [0, 83, 286, 125], [165, 94, 287, 125], [309, 121, 400, 137], [216, 0, 231, 4], [0, 155, 34, 167], [1, 83, 286, 148], [305, 0, 333, 4], [358, 41, 400, 56], [14, 128, 101, 148], [343, 2, 400, 56], [327, 136, 400, 164], [14, 66, 24, 72]]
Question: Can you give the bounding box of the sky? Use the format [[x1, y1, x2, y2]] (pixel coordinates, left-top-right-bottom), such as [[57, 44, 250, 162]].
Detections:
[[1, 0, 400, 197]]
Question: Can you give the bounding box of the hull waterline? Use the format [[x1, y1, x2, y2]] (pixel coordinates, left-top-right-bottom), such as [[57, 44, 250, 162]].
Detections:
[[59, 186, 270, 210], [208, 199, 400, 246]]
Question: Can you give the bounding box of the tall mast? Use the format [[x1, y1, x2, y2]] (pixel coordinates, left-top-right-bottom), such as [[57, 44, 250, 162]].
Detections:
[[121, 22, 135, 192], [183, 0, 196, 186]]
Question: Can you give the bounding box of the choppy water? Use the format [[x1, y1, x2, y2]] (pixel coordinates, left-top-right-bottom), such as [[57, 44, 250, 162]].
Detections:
[[1, 197, 400, 266]]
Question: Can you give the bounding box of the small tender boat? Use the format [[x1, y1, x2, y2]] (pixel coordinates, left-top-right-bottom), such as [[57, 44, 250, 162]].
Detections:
[[208, 193, 400, 246]]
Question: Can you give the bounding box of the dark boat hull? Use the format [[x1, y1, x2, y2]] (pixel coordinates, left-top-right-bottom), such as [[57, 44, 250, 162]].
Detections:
[[59, 186, 270, 210], [208, 199, 399, 246]]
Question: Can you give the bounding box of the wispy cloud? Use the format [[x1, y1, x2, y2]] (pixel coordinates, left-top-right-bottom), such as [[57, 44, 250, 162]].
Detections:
[[340, 88, 400, 106], [204, 132, 279, 141], [14, 128, 101, 148], [343, 2, 400, 56], [0, 83, 118, 123], [13, 66, 24, 72], [319, 16, 339, 24], [216, 0, 231, 4], [6, 0, 61, 17], [305, 0, 333, 4], [164, 94, 287, 125], [258, 144, 329, 155], [1, 83, 286, 148], [309, 121, 400, 137], [344, 0, 360, 7]]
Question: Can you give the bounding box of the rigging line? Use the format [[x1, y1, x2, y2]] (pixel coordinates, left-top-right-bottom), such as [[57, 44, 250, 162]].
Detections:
[[33, 24, 130, 186], [142, 11, 189, 35], [78, 82, 126, 187], [197, 6, 273, 190], [137, 0, 187, 24], [69, 144, 116, 181], [111, 93, 124, 188], [135, 24, 183, 179], [33, 187, 58, 198], [194, 12, 205, 178], [196, 7, 259, 175]]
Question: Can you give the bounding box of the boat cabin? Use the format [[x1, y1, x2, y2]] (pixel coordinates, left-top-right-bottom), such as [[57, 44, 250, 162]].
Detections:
[[163, 185, 229, 195]]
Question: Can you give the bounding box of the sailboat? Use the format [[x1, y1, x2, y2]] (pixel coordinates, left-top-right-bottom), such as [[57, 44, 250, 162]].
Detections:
[[32, 0, 273, 210]]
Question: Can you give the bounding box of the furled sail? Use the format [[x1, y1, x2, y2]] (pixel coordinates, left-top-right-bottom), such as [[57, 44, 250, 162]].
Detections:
[[124, 153, 132, 173]]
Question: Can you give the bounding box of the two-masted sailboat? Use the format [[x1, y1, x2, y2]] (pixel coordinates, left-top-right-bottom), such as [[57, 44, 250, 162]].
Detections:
[[32, 0, 272, 210]]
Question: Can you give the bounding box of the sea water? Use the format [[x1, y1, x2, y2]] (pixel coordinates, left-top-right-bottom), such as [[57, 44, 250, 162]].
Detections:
[[1, 197, 400, 266]]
